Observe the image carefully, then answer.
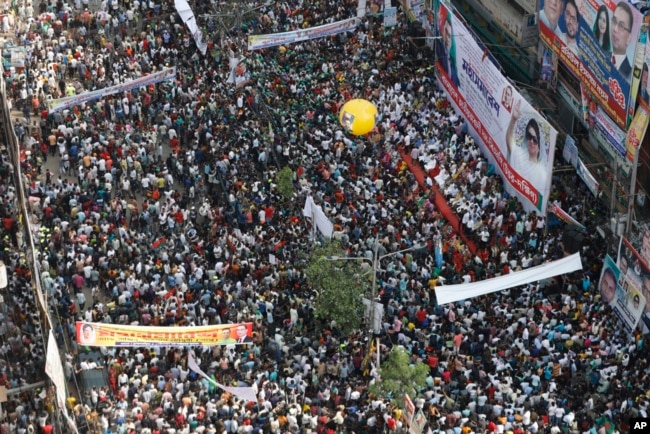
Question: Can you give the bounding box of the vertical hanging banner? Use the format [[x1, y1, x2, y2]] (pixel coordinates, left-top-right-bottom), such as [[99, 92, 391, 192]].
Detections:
[[563, 135, 578, 167], [45, 331, 79, 433], [540, 45, 559, 88], [384, 7, 398, 27], [625, 100, 650, 162], [576, 158, 600, 197], [629, 23, 648, 115], [175, 0, 208, 55], [636, 23, 650, 108], [433, 0, 557, 213], [599, 254, 646, 333], [618, 237, 650, 332], [538, 0, 643, 129], [302, 196, 334, 238]]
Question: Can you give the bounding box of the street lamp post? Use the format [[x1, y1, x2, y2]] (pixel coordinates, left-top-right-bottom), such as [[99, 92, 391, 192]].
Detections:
[[326, 242, 424, 369]]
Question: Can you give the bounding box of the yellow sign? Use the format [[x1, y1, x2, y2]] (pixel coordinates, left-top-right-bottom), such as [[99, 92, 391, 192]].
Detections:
[[625, 101, 650, 162], [76, 322, 253, 347]]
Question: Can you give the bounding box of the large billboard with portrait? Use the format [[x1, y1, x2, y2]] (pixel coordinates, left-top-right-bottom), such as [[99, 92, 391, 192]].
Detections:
[[433, 0, 557, 213], [617, 236, 650, 332], [599, 254, 646, 333], [539, 0, 643, 129]]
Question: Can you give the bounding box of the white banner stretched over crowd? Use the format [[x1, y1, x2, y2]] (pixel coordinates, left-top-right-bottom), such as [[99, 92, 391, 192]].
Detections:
[[435, 253, 583, 305], [188, 351, 258, 402], [247, 17, 359, 50], [303, 196, 334, 238], [45, 331, 79, 433], [175, 0, 208, 55], [48, 67, 177, 113]]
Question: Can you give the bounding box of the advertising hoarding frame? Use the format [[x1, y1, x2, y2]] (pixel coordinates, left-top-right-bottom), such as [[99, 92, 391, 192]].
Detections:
[[433, 0, 557, 214]]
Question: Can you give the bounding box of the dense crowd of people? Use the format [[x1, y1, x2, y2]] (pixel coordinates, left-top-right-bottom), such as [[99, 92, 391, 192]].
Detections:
[[0, 0, 646, 433]]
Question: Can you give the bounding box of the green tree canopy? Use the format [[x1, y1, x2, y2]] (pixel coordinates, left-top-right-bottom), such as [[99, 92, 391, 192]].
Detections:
[[274, 166, 295, 201], [304, 240, 367, 335], [369, 346, 429, 407]]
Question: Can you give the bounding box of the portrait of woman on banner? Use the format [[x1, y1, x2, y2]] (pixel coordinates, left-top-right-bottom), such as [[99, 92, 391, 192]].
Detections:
[[505, 100, 548, 192], [592, 5, 612, 53]]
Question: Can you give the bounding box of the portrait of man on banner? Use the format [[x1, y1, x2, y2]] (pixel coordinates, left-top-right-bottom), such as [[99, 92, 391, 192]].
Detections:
[[559, 0, 580, 54], [539, 0, 642, 129], [539, 0, 564, 34], [435, 4, 459, 87], [599, 262, 620, 305], [235, 324, 253, 344], [610, 1, 634, 81], [78, 323, 96, 345]]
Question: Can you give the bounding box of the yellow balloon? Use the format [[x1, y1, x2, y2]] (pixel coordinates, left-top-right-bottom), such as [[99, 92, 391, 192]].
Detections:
[[339, 99, 377, 136]]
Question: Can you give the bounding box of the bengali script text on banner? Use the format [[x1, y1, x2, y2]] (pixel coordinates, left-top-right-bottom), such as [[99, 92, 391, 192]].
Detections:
[[76, 322, 253, 347], [433, 0, 557, 214], [48, 68, 176, 113], [538, 0, 643, 129], [247, 18, 358, 50]]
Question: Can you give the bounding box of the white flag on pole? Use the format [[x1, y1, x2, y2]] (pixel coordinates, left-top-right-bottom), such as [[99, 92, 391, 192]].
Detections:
[[303, 196, 334, 239], [174, 0, 208, 55]]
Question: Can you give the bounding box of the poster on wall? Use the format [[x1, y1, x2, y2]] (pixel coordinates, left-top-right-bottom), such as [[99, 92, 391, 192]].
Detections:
[[563, 135, 578, 167], [600, 254, 646, 333], [539, 0, 643, 128], [581, 83, 628, 156], [433, 0, 557, 213], [576, 157, 600, 196], [629, 23, 647, 114], [625, 101, 650, 162], [540, 45, 558, 90], [384, 6, 398, 27], [616, 239, 650, 332]]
